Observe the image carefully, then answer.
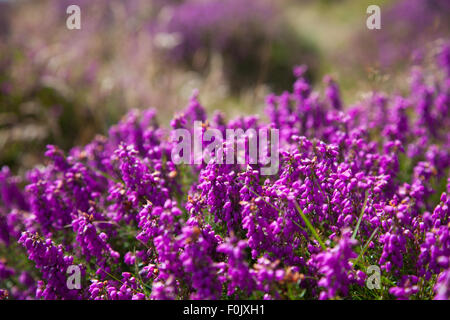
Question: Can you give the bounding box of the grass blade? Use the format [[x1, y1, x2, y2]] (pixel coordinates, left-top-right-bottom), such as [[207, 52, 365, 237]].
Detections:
[[354, 226, 379, 266], [352, 191, 368, 240], [293, 199, 327, 250]]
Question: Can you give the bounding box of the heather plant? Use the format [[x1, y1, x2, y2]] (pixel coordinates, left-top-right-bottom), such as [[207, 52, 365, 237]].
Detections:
[[0, 41, 449, 300]]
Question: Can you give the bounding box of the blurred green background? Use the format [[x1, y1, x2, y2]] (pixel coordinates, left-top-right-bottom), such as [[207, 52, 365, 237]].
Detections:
[[1, 0, 449, 173]]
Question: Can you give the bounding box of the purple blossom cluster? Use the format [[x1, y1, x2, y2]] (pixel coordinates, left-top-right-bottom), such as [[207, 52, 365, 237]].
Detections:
[[0, 42, 449, 300], [18, 232, 82, 299]]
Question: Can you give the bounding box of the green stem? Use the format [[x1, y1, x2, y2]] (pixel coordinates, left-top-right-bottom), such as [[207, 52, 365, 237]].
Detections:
[[352, 191, 368, 240], [354, 226, 379, 266], [293, 200, 327, 250]]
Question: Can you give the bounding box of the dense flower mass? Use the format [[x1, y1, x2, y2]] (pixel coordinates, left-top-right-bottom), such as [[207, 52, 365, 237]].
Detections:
[[0, 42, 449, 300]]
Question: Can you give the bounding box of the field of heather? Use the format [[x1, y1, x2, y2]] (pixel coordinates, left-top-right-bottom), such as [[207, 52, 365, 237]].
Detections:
[[0, 0, 449, 301]]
